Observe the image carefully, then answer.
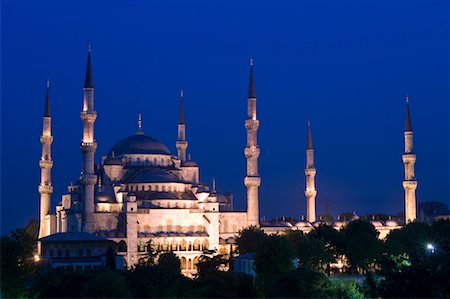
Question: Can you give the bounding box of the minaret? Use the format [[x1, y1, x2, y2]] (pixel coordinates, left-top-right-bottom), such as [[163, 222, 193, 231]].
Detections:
[[305, 121, 317, 223], [244, 58, 261, 227], [38, 80, 54, 238], [176, 89, 188, 162], [80, 45, 98, 233], [402, 95, 417, 223]]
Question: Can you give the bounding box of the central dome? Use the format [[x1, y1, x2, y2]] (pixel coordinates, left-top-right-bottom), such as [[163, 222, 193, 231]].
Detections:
[[108, 134, 171, 156]]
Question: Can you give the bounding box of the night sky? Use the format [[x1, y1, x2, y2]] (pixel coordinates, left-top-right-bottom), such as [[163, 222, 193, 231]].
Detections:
[[1, 0, 448, 234]]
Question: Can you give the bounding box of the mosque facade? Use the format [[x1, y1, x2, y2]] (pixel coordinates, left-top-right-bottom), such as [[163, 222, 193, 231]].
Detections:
[[37, 49, 415, 273]]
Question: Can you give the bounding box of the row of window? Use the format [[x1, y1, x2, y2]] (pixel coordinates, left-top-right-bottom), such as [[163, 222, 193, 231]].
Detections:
[[137, 239, 209, 252], [48, 248, 92, 257], [128, 184, 185, 193]]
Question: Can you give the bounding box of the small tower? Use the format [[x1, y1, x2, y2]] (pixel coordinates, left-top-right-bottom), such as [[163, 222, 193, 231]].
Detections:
[[244, 58, 261, 227], [38, 80, 54, 238], [402, 95, 417, 223], [304, 121, 317, 223], [80, 45, 98, 233], [176, 89, 188, 162]]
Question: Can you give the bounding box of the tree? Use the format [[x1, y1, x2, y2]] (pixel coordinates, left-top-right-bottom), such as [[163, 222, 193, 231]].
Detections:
[[285, 230, 331, 271], [80, 270, 131, 298], [235, 225, 266, 254], [105, 246, 116, 270], [1, 226, 38, 298], [340, 219, 382, 273], [254, 234, 294, 296]]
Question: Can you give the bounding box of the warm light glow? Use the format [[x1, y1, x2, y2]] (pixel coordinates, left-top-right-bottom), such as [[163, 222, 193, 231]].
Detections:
[[34, 254, 40, 262]]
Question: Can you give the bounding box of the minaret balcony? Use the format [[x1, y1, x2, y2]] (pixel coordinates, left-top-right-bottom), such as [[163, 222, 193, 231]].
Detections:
[[80, 142, 98, 151], [402, 154, 416, 163], [244, 147, 260, 158], [39, 159, 53, 168], [38, 184, 53, 194], [40, 135, 53, 144], [80, 174, 97, 185], [402, 180, 417, 190], [245, 119, 259, 130], [244, 176, 261, 187], [80, 111, 97, 122]]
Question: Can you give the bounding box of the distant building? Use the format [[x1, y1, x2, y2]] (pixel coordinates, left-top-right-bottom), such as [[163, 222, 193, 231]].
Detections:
[[37, 48, 414, 274], [234, 253, 256, 276], [39, 232, 123, 271], [419, 201, 450, 223]]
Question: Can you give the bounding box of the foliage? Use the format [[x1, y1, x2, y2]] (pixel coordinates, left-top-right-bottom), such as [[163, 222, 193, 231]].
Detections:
[[340, 219, 382, 272], [105, 246, 116, 270], [0, 222, 38, 298], [80, 270, 131, 298], [235, 225, 266, 254], [254, 234, 295, 296]]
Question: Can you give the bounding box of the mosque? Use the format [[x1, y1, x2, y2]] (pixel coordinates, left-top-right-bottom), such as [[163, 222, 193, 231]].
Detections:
[[37, 49, 416, 274]]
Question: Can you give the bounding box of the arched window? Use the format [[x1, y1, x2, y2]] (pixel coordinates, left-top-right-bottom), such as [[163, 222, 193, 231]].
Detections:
[[166, 219, 173, 232], [118, 240, 127, 252], [202, 239, 209, 250], [188, 242, 192, 251], [188, 258, 193, 270], [180, 239, 187, 251], [193, 256, 200, 269], [181, 257, 187, 270], [171, 241, 177, 251], [162, 240, 169, 251], [193, 239, 200, 251]]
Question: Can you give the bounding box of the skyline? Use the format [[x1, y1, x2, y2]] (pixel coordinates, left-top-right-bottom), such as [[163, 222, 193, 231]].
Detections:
[[2, 0, 448, 234]]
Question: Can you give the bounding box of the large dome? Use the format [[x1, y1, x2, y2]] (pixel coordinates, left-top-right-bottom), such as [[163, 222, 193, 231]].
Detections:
[[108, 134, 171, 156]]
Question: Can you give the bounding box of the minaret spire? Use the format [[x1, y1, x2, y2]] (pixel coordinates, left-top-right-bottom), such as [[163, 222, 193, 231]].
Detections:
[[244, 58, 261, 226], [402, 95, 417, 223], [305, 120, 317, 223], [44, 79, 51, 117], [84, 43, 94, 89], [80, 45, 98, 233], [176, 89, 188, 162], [38, 80, 54, 238], [248, 57, 256, 99], [405, 95, 412, 132]]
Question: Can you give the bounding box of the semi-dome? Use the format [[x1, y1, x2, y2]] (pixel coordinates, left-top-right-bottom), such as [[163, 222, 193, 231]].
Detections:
[[108, 134, 171, 156]]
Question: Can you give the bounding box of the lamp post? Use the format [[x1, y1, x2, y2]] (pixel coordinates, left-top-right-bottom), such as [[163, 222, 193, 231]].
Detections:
[[426, 243, 435, 254]]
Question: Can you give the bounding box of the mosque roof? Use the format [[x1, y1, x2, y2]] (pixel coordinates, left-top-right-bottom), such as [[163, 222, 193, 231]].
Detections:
[[108, 134, 171, 156], [39, 232, 109, 242], [123, 167, 181, 183]]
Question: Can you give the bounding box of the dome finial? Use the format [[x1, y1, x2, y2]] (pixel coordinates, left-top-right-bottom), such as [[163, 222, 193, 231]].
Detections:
[[136, 113, 144, 135], [97, 174, 102, 191], [212, 177, 216, 193], [188, 153, 191, 160]]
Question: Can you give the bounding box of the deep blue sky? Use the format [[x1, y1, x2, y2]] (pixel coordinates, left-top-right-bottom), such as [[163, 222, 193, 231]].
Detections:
[[1, 0, 448, 234]]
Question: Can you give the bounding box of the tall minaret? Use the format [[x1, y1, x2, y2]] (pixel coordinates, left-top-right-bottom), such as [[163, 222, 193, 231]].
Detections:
[[80, 45, 97, 233], [402, 95, 417, 223], [244, 58, 261, 227], [38, 80, 54, 238], [305, 121, 317, 223], [176, 89, 188, 162]]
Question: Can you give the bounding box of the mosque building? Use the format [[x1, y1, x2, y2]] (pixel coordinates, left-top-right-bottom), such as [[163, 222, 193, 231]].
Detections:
[[37, 48, 415, 273]]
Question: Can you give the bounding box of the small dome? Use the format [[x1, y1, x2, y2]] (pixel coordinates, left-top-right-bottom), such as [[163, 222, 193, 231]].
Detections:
[[182, 160, 198, 167], [96, 191, 115, 203], [104, 156, 122, 165], [385, 220, 399, 227], [370, 220, 384, 227], [108, 134, 171, 156], [295, 221, 312, 227]]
